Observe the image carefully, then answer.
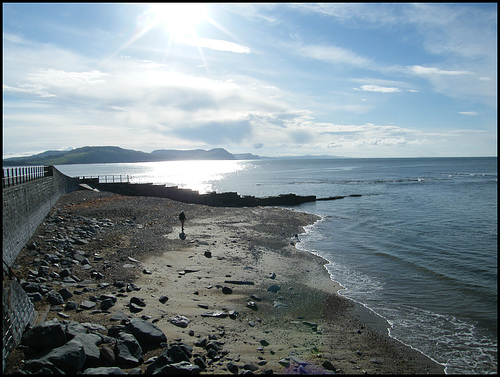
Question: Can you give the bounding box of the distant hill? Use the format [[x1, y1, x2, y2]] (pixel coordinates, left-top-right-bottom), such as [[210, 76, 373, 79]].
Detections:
[[2, 146, 260, 166]]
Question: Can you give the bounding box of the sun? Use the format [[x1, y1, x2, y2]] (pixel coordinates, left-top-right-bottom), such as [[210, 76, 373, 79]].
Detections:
[[149, 3, 208, 39]]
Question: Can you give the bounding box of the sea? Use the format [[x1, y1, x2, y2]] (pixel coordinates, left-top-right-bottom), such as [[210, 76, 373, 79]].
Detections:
[[56, 157, 497, 374]]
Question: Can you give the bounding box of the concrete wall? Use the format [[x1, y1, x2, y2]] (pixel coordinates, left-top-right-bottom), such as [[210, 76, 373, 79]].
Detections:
[[2, 166, 80, 268], [2, 166, 80, 372]]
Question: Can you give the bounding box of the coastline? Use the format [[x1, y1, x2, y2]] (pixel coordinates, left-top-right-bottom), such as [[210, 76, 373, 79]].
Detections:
[[5, 190, 445, 374]]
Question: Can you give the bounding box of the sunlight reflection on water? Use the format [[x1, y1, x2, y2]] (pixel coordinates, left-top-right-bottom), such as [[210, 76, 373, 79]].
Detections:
[[133, 160, 247, 193]]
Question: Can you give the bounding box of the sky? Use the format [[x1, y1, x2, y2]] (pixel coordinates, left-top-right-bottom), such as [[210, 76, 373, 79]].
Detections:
[[2, 3, 497, 158]]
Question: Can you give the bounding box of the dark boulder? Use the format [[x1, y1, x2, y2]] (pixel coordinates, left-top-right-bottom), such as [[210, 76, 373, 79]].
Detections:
[[21, 319, 67, 350], [115, 332, 143, 367], [125, 318, 167, 348]]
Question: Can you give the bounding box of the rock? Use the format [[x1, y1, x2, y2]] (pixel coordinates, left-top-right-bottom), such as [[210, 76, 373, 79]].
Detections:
[[170, 315, 190, 328], [110, 310, 128, 321], [322, 360, 336, 371], [115, 332, 143, 367], [243, 363, 259, 371], [260, 339, 270, 347], [47, 290, 65, 305], [113, 280, 126, 288], [302, 321, 318, 331], [80, 300, 97, 310], [278, 358, 290, 368], [149, 361, 201, 374], [126, 318, 167, 348], [100, 298, 115, 311], [193, 356, 207, 370], [159, 295, 169, 304], [166, 344, 192, 363], [65, 300, 78, 310], [227, 361, 239, 374], [65, 321, 87, 339], [23, 359, 65, 374], [37, 339, 86, 373], [83, 366, 126, 374], [204, 250, 212, 258], [21, 319, 67, 350], [129, 303, 144, 313], [100, 344, 116, 364], [222, 286, 233, 294], [269, 272, 276, 279], [194, 337, 208, 347], [267, 284, 281, 293], [58, 288, 73, 301], [130, 297, 146, 307], [127, 283, 141, 292], [70, 333, 102, 366]]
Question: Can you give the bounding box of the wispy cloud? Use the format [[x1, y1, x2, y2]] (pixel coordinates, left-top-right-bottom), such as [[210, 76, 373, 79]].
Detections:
[[179, 37, 251, 53], [292, 43, 373, 68], [357, 85, 401, 93], [458, 111, 478, 116]]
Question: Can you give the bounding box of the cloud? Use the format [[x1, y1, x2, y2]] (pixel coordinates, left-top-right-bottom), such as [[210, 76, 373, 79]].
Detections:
[[180, 37, 251, 53], [410, 65, 473, 76], [292, 43, 372, 68], [458, 111, 478, 116], [358, 85, 401, 93]]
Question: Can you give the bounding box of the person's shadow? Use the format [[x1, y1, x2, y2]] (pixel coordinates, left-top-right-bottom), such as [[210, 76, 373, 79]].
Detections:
[[179, 231, 186, 240]]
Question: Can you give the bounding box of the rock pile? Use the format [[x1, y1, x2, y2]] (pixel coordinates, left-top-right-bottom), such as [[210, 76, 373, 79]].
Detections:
[[14, 316, 222, 374]]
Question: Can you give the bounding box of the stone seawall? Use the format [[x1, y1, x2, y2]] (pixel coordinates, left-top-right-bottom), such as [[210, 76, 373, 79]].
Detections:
[[3, 167, 81, 268], [2, 166, 80, 371]]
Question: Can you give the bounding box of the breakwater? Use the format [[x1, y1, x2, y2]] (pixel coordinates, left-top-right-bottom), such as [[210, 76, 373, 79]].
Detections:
[[85, 180, 360, 207]]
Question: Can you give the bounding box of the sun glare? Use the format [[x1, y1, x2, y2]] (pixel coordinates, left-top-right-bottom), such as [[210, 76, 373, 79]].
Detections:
[[150, 3, 208, 39]]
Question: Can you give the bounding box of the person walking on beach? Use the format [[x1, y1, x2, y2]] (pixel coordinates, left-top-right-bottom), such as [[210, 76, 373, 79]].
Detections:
[[179, 211, 186, 232]]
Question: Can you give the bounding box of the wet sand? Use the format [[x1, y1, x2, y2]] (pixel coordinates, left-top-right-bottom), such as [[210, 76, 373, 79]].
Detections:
[[6, 190, 445, 374]]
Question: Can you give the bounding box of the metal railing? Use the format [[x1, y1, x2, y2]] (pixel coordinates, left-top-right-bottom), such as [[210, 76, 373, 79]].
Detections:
[[2, 166, 50, 188], [79, 175, 131, 183]]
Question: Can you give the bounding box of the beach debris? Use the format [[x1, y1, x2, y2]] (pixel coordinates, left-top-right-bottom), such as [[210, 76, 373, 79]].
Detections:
[[246, 301, 258, 310], [224, 280, 255, 285], [201, 310, 238, 319], [142, 269, 152, 274], [273, 301, 288, 308], [170, 315, 190, 328], [267, 284, 281, 293]]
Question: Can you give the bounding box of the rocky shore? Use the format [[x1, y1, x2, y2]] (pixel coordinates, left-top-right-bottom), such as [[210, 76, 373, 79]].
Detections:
[[4, 189, 445, 374]]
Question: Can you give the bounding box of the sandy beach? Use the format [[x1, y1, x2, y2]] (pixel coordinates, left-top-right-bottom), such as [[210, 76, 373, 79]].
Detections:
[[6, 189, 445, 374]]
